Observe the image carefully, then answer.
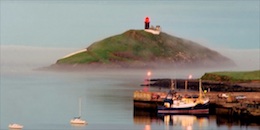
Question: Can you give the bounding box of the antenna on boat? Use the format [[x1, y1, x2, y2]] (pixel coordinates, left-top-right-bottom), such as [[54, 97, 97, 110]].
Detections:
[[170, 79, 175, 91]]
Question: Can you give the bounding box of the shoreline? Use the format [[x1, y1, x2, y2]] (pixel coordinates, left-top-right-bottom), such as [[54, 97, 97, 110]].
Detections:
[[145, 79, 260, 92], [133, 91, 260, 118]]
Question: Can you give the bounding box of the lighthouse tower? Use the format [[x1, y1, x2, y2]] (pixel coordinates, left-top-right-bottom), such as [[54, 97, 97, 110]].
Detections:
[[144, 17, 150, 29], [144, 17, 161, 35]]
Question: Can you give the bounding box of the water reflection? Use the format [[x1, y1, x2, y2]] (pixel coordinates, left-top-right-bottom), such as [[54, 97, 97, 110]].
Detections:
[[133, 109, 260, 130], [133, 110, 163, 125], [216, 115, 260, 127], [133, 109, 209, 130], [161, 115, 209, 130], [144, 125, 151, 130]]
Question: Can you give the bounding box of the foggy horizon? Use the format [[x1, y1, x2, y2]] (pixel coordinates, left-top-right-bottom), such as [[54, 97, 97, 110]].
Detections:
[[1, 0, 259, 76], [1, 45, 259, 78]]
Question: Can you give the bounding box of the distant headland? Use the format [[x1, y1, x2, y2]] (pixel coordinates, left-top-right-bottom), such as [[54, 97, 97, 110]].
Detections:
[[45, 17, 235, 70]]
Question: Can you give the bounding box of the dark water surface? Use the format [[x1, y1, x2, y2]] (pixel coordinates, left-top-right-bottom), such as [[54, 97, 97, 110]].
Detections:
[[0, 70, 259, 130]]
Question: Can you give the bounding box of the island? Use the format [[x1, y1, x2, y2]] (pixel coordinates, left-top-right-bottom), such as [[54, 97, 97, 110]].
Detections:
[[46, 29, 234, 70]]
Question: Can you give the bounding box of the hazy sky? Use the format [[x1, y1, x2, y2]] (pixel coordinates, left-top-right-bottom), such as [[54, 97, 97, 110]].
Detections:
[[1, 1, 259, 49]]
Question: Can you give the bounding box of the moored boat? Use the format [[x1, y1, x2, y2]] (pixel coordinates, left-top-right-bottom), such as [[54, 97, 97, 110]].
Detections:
[[8, 123, 23, 129], [70, 97, 87, 125], [157, 79, 210, 114], [70, 117, 87, 124]]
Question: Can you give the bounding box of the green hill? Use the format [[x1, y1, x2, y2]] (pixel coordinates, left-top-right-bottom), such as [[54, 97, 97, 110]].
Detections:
[[201, 70, 260, 82], [56, 29, 234, 68]]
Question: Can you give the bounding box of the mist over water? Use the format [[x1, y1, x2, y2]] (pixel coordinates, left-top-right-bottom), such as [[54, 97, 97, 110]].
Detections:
[[217, 48, 260, 71], [1, 45, 259, 76], [1, 45, 75, 74]]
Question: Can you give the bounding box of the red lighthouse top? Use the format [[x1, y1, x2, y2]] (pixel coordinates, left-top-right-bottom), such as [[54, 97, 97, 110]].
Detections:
[[145, 17, 150, 23]]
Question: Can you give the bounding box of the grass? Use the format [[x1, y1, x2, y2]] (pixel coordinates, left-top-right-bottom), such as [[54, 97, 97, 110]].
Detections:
[[57, 30, 164, 64], [56, 29, 233, 66], [201, 70, 260, 82]]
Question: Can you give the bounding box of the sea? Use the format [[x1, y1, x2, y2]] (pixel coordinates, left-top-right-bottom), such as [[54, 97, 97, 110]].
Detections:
[[1, 0, 260, 130], [1, 65, 260, 130]]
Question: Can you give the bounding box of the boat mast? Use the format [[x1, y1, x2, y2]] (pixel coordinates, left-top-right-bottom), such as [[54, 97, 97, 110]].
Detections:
[[199, 79, 202, 99], [79, 97, 82, 118], [170, 79, 174, 91]]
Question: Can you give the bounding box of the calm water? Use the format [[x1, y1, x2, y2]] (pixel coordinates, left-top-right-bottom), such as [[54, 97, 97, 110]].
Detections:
[[1, 1, 259, 129], [0, 70, 259, 130]]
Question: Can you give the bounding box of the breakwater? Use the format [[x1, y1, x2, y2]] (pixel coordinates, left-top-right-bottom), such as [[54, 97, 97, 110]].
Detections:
[[141, 79, 260, 92], [133, 90, 260, 118]]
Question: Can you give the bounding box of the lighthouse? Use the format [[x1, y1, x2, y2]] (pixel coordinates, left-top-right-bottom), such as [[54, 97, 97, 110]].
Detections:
[[144, 17, 150, 29], [144, 17, 161, 35]]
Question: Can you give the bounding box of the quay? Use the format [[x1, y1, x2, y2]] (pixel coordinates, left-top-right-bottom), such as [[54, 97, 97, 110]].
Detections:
[[133, 91, 165, 109], [133, 90, 260, 118]]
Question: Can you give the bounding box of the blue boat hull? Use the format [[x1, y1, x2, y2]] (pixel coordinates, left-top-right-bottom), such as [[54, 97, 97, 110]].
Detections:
[[157, 102, 209, 114]]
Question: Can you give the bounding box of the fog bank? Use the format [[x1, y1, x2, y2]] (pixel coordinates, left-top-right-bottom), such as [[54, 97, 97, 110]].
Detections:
[[216, 48, 259, 71], [1, 45, 259, 76], [1, 45, 76, 73]]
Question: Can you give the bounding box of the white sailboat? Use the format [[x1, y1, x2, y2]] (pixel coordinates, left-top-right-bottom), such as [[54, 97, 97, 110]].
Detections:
[[8, 123, 23, 129], [70, 97, 87, 125]]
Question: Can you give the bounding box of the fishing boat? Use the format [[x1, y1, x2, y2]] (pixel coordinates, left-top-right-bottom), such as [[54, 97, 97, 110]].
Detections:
[[157, 79, 209, 114], [8, 123, 23, 129], [70, 97, 87, 125]]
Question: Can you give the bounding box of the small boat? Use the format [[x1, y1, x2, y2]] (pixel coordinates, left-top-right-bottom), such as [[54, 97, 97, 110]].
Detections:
[[157, 79, 209, 114], [70, 97, 87, 125], [8, 123, 23, 129], [70, 117, 87, 124]]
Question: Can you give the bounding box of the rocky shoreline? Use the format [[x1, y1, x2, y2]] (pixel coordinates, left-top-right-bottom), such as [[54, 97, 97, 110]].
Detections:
[[141, 79, 260, 92]]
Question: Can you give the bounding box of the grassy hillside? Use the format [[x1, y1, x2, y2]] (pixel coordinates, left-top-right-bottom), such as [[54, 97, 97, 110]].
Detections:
[[56, 29, 234, 67], [201, 70, 260, 82]]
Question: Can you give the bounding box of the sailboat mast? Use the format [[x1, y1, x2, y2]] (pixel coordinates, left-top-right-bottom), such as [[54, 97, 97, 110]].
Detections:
[[79, 97, 82, 117], [171, 79, 174, 91], [199, 79, 202, 99]]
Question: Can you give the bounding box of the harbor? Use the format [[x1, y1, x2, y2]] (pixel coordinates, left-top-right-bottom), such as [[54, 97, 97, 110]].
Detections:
[[133, 79, 260, 118]]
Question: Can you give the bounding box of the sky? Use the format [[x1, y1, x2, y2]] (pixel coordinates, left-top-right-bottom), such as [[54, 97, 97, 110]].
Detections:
[[0, 0, 259, 50]]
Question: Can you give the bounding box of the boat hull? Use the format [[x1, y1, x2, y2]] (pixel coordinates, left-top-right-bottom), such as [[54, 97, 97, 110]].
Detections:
[[8, 124, 23, 129], [70, 119, 87, 125], [158, 102, 209, 114]]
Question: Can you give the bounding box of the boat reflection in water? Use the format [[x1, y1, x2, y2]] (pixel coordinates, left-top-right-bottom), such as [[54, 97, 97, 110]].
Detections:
[[133, 109, 163, 125], [161, 114, 209, 130], [133, 110, 260, 130], [133, 109, 209, 130]]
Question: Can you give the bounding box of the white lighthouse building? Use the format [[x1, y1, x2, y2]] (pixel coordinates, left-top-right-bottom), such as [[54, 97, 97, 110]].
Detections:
[[144, 17, 161, 35]]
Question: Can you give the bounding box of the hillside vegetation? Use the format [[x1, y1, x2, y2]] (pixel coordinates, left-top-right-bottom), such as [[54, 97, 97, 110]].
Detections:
[[56, 30, 234, 68], [201, 70, 260, 82]]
